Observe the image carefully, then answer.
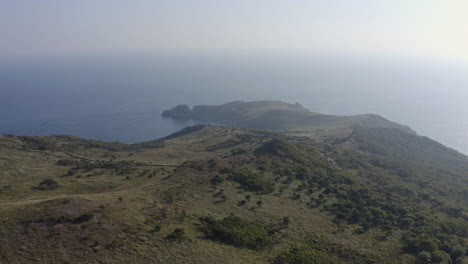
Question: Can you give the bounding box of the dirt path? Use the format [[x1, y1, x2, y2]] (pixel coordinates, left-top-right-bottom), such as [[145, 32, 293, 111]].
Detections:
[[0, 195, 76, 208], [0, 173, 171, 210]]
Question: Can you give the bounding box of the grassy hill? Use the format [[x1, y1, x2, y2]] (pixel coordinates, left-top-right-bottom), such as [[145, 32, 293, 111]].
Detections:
[[162, 101, 415, 134], [0, 123, 466, 264]]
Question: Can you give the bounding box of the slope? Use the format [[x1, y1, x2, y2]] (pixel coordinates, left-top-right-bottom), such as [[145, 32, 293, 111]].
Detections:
[[0, 124, 466, 264]]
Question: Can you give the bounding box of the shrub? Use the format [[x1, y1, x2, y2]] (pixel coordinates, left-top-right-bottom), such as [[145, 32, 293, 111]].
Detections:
[[210, 175, 224, 185], [199, 216, 273, 250], [165, 228, 187, 243], [255, 138, 304, 162], [72, 212, 94, 224], [416, 251, 432, 264], [431, 251, 452, 264], [403, 235, 439, 254], [20, 136, 56, 150], [150, 225, 161, 233], [399, 217, 415, 230], [257, 200, 263, 208], [35, 179, 59, 191], [56, 159, 78, 166], [274, 247, 341, 264], [450, 246, 465, 263], [228, 168, 275, 194]]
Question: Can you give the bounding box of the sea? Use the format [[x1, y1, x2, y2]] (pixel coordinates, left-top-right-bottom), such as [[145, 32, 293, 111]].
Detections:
[[1, 54, 467, 155]]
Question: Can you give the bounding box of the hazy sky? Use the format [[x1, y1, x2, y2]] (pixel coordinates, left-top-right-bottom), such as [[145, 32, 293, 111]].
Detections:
[[1, 0, 468, 62]]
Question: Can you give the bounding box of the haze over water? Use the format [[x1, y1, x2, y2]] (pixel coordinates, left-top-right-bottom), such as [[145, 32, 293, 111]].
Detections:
[[2, 1, 468, 154], [0, 55, 467, 155]]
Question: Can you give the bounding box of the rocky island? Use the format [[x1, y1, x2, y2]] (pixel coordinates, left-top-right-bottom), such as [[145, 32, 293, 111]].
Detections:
[[163, 100, 415, 133]]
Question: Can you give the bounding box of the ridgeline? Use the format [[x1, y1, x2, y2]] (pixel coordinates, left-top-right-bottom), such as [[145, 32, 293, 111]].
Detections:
[[0, 101, 466, 264]]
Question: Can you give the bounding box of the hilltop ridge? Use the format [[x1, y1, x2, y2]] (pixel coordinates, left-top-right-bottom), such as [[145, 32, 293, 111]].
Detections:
[[0, 103, 466, 264], [162, 101, 416, 134]]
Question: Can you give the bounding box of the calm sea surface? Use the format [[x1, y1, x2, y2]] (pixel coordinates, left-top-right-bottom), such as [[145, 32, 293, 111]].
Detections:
[[0, 55, 467, 154]]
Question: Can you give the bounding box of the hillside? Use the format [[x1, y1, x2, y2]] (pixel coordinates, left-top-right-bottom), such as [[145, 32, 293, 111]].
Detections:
[[162, 101, 415, 134], [0, 122, 466, 264]]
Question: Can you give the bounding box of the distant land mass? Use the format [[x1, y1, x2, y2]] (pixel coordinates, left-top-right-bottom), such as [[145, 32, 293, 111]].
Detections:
[[0, 100, 466, 263], [162, 100, 416, 134]]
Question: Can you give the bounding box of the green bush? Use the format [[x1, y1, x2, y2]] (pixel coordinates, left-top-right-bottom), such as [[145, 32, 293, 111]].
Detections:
[[450, 246, 465, 264], [228, 168, 275, 194], [274, 247, 341, 264], [431, 251, 452, 264], [417, 251, 432, 264], [199, 216, 273, 250], [404, 234, 439, 254]]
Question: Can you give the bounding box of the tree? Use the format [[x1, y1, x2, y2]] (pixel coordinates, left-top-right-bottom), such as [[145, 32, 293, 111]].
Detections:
[[431, 251, 452, 264], [416, 251, 432, 264], [450, 246, 465, 264]]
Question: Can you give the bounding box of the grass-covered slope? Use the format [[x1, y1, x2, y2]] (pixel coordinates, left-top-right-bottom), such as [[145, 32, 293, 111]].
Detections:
[[0, 125, 466, 264]]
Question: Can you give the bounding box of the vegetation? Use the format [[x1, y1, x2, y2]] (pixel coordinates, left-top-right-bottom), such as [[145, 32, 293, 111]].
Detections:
[[165, 228, 188, 243], [34, 178, 59, 190], [57, 159, 138, 177], [199, 216, 274, 250], [210, 175, 224, 185], [72, 212, 95, 224], [165, 101, 414, 133], [274, 247, 342, 264], [0, 120, 466, 264], [163, 124, 207, 140], [228, 168, 275, 194], [249, 137, 466, 263]]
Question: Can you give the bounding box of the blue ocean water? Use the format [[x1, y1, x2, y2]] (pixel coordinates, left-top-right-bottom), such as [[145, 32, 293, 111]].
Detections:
[[0, 55, 467, 154]]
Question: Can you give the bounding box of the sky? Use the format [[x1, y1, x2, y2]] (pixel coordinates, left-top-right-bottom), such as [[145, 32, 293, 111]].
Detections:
[[1, 0, 468, 62]]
